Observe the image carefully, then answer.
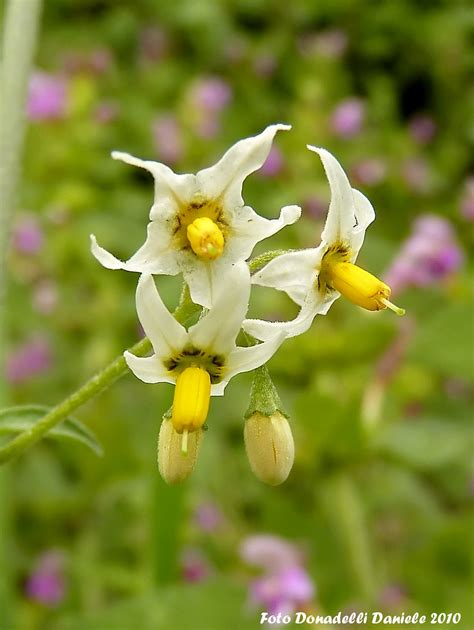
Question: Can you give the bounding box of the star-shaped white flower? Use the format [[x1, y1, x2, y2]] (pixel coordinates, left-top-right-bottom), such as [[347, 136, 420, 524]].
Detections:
[[125, 264, 285, 419], [244, 146, 404, 342], [91, 125, 301, 308]]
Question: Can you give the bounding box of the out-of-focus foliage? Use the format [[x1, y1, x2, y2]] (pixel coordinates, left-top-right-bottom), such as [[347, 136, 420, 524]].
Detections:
[[2, 0, 473, 628]]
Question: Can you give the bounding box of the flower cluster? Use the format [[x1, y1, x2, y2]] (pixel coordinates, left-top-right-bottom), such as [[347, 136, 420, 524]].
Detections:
[[92, 125, 404, 484]]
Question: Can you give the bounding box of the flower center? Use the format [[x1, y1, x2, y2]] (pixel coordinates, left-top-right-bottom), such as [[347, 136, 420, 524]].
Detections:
[[187, 217, 224, 260], [172, 367, 211, 453], [319, 246, 404, 315]]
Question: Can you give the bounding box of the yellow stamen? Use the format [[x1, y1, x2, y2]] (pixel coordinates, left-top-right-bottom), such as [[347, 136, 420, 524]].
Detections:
[[172, 367, 211, 434], [187, 217, 224, 260], [325, 261, 405, 314]]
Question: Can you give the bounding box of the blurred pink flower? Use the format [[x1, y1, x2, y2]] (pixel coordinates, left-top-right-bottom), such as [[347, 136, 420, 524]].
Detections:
[[181, 548, 212, 583], [152, 114, 184, 164], [304, 196, 327, 220], [139, 26, 168, 62], [331, 98, 365, 138], [460, 176, 474, 222], [401, 157, 432, 193], [95, 101, 120, 124], [378, 584, 407, 609], [32, 280, 58, 315], [193, 502, 223, 533], [12, 216, 43, 254], [27, 72, 67, 121], [241, 535, 314, 618], [253, 53, 277, 78], [5, 337, 52, 384], [408, 114, 436, 144], [299, 29, 348, 59], [351, 158, 387, 186], [191, 77, 232, 113], [384, 214, 463, 294], [25, 551, 66, 607], [259, 146, 284, 177]]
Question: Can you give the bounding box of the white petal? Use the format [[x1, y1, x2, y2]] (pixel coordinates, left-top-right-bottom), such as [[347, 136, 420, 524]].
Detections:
[[135, 274, 187, 357], [90, 234, 125, 270], [243, 290, 330, 341], [307, 146, 356, 245], [348, 188, 376, 258], [188, 262, 250, 355], [224, 332, 286, 380], [112, 151, 197, 220], [251, 248, 320, 306], [197, 124, 290, 208], [178, 253, 219, 309], [226, 204, 301, 262], [123, 221, 180, 274], [124, 352, 173, 384]]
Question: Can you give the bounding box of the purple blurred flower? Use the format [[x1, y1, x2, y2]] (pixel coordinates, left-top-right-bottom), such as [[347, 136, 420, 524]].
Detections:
[[152, 114, 184, 164], [191, 77, 232, 113], [193, 502, 223, 533], [331, 98, 365, 139], [32, 280, 58, 315], [251, 566, 315, 617], [384, 214, 463, 294], [460, 176, 474, 221], [351, 159, 387, 186], [408, 114, 436, 144], [401, 158, 432, 194], [12, 216, 43, 254], [379, 584, 407, 609], [89, 48, 113, 74], [253, 53, 278, 78], [304, 196, 327, 220], [25, 551, 66, 607], [5, 337, 52, 384], [27, 72, 67, 121], [259, 146, 284, 177], [95, 101, 120, 124], [299, 29, 348, 59], [139, 26, 168, 63], [240, 535, 302, 572], [181, 548, 212, 583]]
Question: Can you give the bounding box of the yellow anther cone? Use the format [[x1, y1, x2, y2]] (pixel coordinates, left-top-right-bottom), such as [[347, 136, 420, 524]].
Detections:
[[187, 217, 224, 260], [326, 262, 405, 315], [172, 367, 211, 434]]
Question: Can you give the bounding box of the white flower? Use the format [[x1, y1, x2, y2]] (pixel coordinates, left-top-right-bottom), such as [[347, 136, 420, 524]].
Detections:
[[244, 146, 404, 342], [91, 125, 301, 308], [125, 263, 285, 438]]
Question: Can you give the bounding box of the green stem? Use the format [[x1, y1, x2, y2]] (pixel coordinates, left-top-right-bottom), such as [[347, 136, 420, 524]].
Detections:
[[0, 337, 151, 464], [327, 472, 377, 604], [0, 286, 199, 465], [0, 0, 43, 623], [248, 249, 290, 274]]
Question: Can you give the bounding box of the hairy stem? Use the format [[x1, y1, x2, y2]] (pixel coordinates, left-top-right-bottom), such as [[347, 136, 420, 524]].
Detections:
[[0, 285, 199, 465], [248, 249, 291, 274]]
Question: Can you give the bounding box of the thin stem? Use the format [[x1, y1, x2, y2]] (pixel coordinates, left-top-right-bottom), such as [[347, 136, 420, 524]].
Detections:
[[248, 249, 292, 274], [0, 285, 200, 465]]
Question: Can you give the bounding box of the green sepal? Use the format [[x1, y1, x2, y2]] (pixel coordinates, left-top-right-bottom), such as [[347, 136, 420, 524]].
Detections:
[[244, 364, 288, 420]]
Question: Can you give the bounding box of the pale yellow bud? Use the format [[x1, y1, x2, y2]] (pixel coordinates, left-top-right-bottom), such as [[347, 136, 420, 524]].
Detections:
[[325, 261, 405, 315], [158, 417, 203, 484], [244, 412, 295, 486], [187, 217, 224, 260]]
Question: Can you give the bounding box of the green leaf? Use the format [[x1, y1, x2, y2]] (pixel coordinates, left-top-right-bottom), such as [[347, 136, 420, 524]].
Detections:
[[0, 405, 103, 456], [374, 418, 473, 470]]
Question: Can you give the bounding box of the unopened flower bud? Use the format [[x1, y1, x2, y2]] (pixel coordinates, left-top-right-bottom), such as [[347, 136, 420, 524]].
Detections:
[[158, 417, 203, 484], [244, 411, 294, 486]]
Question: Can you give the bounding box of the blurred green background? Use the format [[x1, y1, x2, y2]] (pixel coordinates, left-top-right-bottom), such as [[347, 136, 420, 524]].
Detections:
[[1, 0, 473, 628]]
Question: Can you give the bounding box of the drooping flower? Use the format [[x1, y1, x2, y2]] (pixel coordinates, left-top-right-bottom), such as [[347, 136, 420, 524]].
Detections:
[[125, 264, 285, 454], [244, 147, 404, 342], [91, 125, 300, 308]]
